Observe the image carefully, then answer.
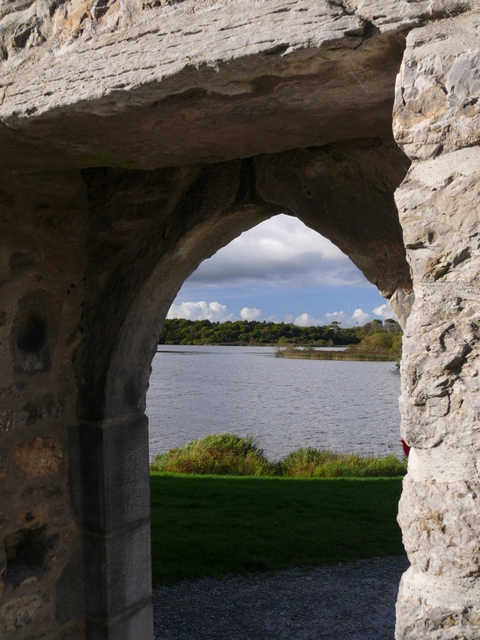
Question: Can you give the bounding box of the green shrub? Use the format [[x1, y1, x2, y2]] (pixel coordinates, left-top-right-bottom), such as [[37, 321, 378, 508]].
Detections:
[[150, 433, 276, 476], [360, 332, 394, 351]]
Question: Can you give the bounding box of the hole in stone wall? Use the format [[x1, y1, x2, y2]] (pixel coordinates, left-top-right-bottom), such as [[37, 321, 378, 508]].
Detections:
[[3, 525, 55, 587], [16, 312, 47, 353], [10, 290, 60, 375]]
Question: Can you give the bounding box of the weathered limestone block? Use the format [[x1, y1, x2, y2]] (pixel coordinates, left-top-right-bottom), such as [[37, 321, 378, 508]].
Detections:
[[399, 475, 480, 578], [399, 297, 480, 449], [394, 10, 480, 638], [0, 1, 368, 115], [396, 149, 480, 285], [394, 12, 480, 160], [0, 0, 474, 67], [396, 568, 480, 640], [395, 148, 480, 449], [0, 0, 404, 172]]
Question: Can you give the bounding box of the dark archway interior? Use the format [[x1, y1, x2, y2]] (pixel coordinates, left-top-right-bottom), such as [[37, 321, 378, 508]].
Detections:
[[0, 135, 412, 640], [64, 137, 412, 635]]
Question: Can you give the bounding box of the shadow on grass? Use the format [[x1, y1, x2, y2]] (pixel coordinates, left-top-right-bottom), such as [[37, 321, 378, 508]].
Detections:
[[150, 473, 404, 587]]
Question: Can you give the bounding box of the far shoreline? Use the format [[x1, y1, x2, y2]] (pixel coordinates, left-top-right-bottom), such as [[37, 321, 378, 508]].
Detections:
[[156, 343, 399, 362]]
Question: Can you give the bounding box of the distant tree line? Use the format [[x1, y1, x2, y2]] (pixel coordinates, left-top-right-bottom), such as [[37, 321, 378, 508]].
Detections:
[[158, 317, 402, 346]]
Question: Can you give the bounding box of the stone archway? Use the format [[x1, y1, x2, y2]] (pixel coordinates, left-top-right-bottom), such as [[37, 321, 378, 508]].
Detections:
[[0, 2, 479, 639], [73, 139, 411, 637]]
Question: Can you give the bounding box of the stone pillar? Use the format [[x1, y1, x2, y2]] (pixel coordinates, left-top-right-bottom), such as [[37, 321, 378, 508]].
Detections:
[[66, 162, 270, 639], [68, 416, 153, 639], [0, 168, 157, 640], [393, 12, 480, 639]]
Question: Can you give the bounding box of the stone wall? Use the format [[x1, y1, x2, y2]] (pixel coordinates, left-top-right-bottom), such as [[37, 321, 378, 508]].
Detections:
[[394, 12, 480, 639], [0, 1, 479, 639], [0, 172, 88, 638]]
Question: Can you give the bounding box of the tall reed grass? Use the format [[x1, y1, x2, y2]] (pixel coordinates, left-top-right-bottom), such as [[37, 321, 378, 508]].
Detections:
[[282, 448, 406, 477], [150, 433, 407, 478], [150, 433, 277, 476]]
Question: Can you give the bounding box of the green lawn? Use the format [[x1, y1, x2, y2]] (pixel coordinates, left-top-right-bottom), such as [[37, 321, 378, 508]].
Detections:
[[150, 473, 404, 587]]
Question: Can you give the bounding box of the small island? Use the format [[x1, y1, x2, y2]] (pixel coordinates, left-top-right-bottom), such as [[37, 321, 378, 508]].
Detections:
[[275, 344, 400, 362], [275, 331, 401, 362]]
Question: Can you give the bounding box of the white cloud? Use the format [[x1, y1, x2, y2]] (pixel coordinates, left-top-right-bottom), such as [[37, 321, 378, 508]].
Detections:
[[373, 303, 396, 320], [240, 307, 262, 320], [294, 313, 323, 327], [351, 308, 371, 324], [293, 308, 372, 327], [186, 214, 369, 290], [167, 301, 234, 322], [166, 299, 395, 328]]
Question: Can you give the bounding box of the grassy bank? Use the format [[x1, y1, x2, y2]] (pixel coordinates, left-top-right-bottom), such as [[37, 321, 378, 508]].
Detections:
[[150, 433, 407, 478], [150, 473, 404, 586]]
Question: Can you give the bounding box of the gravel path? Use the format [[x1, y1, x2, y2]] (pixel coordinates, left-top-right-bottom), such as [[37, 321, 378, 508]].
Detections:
[[153, 556, 409, 640]]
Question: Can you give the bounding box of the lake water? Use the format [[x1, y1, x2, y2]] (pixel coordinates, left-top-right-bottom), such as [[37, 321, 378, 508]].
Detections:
[[146, 345, 402, 462]]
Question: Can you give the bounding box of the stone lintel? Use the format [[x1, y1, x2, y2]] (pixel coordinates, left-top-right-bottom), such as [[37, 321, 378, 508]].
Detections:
[[0, 1, 409, 171]]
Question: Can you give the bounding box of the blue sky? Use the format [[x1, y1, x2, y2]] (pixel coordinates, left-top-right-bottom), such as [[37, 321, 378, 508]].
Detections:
[[167, 214, 397, 327]]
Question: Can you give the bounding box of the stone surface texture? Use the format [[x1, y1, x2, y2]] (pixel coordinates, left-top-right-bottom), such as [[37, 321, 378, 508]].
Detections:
[[0, 172, 88, 640], [393, 13, 480, 161], [0, 1, 478, 639], [394, 11, 480, 640], [0, 0, 473, 172], [14, 437, 63, 477]]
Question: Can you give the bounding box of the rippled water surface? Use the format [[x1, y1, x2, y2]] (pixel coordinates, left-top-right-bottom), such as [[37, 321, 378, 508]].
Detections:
[[147, 345, 402, 461]]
